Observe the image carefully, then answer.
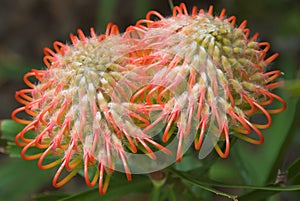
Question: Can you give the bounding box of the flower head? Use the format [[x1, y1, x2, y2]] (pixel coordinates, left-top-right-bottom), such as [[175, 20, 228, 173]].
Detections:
[[12, 3, 287, 195], [12, 24, 168, 194], [127, 3, 286, 160]]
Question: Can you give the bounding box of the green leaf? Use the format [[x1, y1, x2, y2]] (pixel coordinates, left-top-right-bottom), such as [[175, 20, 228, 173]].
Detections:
[[0, 157, 55, 201], [0, 119, 26, 141], [173, 153, 203, 172], [5, 141, 23, 157], [170, 168, 300, 201], [284, 79, 300, 96], [33, 192, 70, 201], [238, 189, 279, 201], [58, 174, 151, 201], [0, 120, 41, 158], [287, 157, 300, 182], [169, 168, 238, 200]]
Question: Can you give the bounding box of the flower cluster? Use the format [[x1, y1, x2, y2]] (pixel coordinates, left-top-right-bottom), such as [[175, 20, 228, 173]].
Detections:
[[12, 3, 286, 194]]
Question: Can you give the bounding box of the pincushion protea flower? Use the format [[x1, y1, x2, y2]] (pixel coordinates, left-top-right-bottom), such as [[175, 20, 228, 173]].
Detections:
[[11, 2, 287, 196], [126, 3, 286, 161], [12, 23, 169, 194]]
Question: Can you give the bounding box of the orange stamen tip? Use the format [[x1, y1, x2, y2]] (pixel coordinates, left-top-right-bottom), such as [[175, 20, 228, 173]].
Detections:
[[227, 16, 236, 25], [77, 29, 87, 41], [192, 6, 198, 16], [265, 53, 279, 64], [239, 20, 248, 29], [208, 5, 214, 15], [105, 23, 120, 36], [126, 173, 132, 181], [219, 8, 226, 19], [176, 157, 182, 162]]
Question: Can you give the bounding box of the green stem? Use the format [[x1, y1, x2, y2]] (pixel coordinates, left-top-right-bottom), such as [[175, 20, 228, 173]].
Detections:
[[166, 185, 178, 201], [170, 169, 238, 201], [148, 171, 167, 201], [148, 185, 161, 201], [168, 0, 174, 12], [170, 168, 300, 197]]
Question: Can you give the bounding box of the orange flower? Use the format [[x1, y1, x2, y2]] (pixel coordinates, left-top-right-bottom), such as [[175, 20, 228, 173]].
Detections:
[[127, 3, 286, 161], [12, 23, 168, 194], [12, 3, 287, 195]]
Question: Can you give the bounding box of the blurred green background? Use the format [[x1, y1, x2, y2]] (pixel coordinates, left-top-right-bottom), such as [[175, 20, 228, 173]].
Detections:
[[0, 0, 299, 200]]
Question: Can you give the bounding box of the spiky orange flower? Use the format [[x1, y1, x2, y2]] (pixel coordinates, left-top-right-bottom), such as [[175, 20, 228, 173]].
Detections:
[[127, 3, 286, 161], [12, 24, 169, 194], [12, 3, 287, 195]]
